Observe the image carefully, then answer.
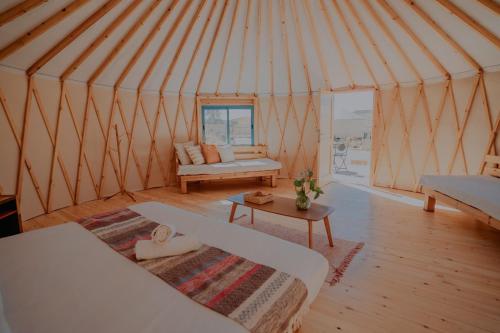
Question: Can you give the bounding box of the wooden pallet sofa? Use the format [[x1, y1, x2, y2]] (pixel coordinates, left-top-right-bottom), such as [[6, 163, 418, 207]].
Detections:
[[420, 155, 500, 230], [175, 145, 281, 194]]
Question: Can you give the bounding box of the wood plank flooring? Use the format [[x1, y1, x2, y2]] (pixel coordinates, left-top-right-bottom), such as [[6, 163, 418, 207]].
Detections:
[[24, 180, 500, 333]]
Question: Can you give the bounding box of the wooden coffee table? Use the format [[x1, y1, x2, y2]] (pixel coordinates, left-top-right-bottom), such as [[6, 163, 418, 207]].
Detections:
[[227, 193, 335, 249]]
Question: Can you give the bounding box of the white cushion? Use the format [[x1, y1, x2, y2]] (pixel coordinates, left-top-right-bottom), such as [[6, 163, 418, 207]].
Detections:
[[185, 145, 205, 165], [217, 145, 235, 162], [177, 158, 282, 176], [174, 141, 194, 165]]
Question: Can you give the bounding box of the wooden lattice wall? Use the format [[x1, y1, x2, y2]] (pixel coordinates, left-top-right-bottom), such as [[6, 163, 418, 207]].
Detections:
[[0, 69, 320, 221], [371, 71, 500, 191]]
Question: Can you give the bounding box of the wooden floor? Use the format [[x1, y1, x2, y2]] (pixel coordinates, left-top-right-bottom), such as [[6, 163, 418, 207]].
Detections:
[[25, 179, 500, 333]]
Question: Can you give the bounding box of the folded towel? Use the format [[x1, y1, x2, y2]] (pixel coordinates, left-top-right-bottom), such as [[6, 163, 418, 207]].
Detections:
[[135, 235, 203, 260], [151, 224, 175, 244]]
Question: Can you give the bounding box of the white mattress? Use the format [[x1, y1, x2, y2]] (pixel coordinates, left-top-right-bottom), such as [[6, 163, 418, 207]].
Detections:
[[178, 158, 282, 176], [0, 202, 328, 333], [420, 175, 500, 220]]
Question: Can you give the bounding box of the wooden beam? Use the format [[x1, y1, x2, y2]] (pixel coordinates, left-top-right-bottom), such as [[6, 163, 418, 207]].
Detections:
[[435, 0, 500, 49], [89, 0, 163, 85], [0, 86, 47, 212], [254, 0, 262, 94], [331, 0, 378, 88], [179, 0, 218, 94], [32, 82, 75, 203], [476, 0, 500, 15], [62, 1, 141, 81], [0, 0, 88, 61], [115, 0, 180, 88], [290, 0, 312, 92], [0, 0, 47, 28], [403, 0, 481, 72], [236, 0, 252, 95], [196, 0, 229, 94], [138, 0, 193, 91], [361, 0, 422, 83], [303, 0, 332, 90], [376, 0, 449, 79], [215, 0, 240, 95], [27, 0, 120, 76], [344, 0, 398, 84], [319, 0, 355, 88], [160, 0, 207, 93], [46, 81, 66, 212], [447, 75, 481, 174]]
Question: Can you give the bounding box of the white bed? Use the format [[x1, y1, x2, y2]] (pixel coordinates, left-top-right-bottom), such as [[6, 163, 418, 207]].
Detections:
[[0, 202, 328, 333], [420, 175, 500, 221]]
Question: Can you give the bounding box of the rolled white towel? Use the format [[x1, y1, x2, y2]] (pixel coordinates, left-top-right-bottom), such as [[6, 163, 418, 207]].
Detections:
[[151, 224, 175, 244], [135, 235, 203, 260]]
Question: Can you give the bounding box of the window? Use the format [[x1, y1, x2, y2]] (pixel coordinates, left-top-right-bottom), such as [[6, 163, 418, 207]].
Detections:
[[202, 105, 254, 145]]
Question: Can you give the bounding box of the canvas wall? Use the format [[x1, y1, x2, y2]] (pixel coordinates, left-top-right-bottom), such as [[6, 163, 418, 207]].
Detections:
[[0, 68, 320, 220], [371, 71, 500, 191]]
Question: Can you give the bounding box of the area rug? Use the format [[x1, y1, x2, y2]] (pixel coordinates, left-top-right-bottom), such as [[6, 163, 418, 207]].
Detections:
[[233, 215, 364, 286]]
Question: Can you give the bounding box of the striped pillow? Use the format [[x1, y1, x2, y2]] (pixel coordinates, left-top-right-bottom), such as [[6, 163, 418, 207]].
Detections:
[[185, 145, 205, 165]]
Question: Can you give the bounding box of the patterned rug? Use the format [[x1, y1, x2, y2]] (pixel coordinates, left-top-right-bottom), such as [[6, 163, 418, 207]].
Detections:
[[233, 214, 364, 286]]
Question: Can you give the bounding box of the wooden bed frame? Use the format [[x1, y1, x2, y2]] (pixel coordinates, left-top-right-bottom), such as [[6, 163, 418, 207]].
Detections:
[[423, 155, 500, 230], [176, 145, 278, 194]]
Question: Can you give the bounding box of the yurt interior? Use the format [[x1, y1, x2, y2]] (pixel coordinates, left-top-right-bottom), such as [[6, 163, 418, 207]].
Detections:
[[0, 0, 499, 332]]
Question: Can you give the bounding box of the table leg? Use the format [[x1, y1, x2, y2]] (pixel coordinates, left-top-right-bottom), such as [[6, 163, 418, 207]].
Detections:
[[308, 220, 313, 249], [251, 208, 254, 224], [229, 203, 238, 223], [323, 216, 333, 247]]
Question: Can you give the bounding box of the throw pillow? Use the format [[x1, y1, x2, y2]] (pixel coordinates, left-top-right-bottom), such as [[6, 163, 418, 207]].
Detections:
[[217, 145, 236, 163], [201, 144, 221, 164], [174, 141, 194, 165], [185, 145, 205, 165]]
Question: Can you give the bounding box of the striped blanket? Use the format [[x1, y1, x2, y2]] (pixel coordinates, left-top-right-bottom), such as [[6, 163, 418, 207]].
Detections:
[[78, 208, 308, 333]]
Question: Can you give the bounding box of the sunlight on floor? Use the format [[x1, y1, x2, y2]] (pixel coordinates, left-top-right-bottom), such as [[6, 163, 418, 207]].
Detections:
[[340, 182, 458, 212]]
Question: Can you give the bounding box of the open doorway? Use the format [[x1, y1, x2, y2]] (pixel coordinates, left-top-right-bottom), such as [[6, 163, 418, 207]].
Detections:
[[332, 90, 374, 186]]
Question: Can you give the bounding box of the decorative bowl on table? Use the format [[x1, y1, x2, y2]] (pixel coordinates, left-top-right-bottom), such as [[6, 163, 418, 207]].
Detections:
[[243, 191, 274, 205]]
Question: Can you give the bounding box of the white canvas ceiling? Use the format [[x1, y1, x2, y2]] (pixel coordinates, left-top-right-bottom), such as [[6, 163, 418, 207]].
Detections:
[[0, 0, 499, 95]]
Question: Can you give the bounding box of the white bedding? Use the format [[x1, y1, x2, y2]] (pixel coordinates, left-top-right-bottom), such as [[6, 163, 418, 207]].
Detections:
[[0, 202, 328, 333], [177, 158, 282, 176], [420, 175, 500, 220]]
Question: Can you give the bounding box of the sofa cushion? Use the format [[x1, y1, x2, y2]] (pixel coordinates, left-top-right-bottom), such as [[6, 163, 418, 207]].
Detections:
[[217, 145, 235, 162], [185, 145, 205, 165], [174, 141, 194, 165], [177, 158, 282, 176], [201, 144, 221, 164]]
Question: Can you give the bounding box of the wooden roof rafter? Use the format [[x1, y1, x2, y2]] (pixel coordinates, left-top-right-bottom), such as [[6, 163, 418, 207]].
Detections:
[[476, 0, 500, 15], [138, 0, 194, 91], [303, 0, 333, 90], [343, 0, 398, 84], [402, 0, 482, 73], [435, 0, 500, 49], [62, 1, 142, 81], [319, 0, 355, 88], [376, 0, 449, 79], [215, 0, 241, 95], [88, 0, 163, 86], [331, 0, 379, 88], [196, 0, 229, 95], [361, 0, 423, 83], [0, 0, 88, 61], [0, 0, 47, 28], [178, 0, 219, 95], [236, 0, 253, 96], [115, 0, 180, 89], [27, 0, 120, 76], [160, 0, 208, 93]]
